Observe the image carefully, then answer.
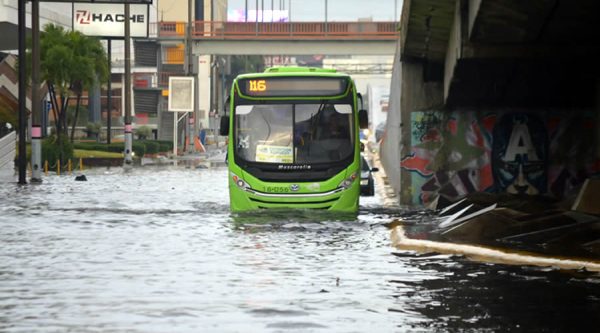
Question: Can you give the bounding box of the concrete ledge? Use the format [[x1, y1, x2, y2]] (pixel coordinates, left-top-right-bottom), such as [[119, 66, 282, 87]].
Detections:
[[572, 179, 600, 216]]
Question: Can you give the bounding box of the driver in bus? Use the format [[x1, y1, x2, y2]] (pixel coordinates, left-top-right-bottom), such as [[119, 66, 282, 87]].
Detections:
[[320, 106, 349, 140]]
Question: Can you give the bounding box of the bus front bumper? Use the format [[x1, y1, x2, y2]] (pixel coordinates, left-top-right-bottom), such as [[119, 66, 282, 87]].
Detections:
[[229, 182, 359, 213]]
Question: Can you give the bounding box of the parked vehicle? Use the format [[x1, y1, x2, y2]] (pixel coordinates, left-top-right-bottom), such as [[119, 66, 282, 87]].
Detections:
[[360, 155, 378, 196]]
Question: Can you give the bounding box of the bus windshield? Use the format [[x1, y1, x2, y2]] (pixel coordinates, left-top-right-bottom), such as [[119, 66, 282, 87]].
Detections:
[[235, 103, 354, 164]]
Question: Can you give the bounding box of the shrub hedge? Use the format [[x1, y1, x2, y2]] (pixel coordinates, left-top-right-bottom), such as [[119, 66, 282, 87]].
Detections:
[[42, 134, 74, 164], [73, 140, 173, 156]]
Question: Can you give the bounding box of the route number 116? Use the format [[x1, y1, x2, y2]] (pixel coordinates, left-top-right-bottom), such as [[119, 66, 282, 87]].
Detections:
[[249, 80, 267, 92]]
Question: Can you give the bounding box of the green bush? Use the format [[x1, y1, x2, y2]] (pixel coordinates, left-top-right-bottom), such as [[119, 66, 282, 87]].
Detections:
[[74, 140, 170, 157], [135, 126, 152, 140], [85, 122, 102, 137], [156, 140, 173, 151], [73, 142, 106, 151], [131, 142, 145, 157], [141, 141, 159, 155], [158, 143, 171, 153], [42, 134, 74, 165], [106, 143, 124, 153]]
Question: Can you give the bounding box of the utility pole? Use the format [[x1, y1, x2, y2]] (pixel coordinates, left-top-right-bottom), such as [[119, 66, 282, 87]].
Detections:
[[123, 4, 133, 166], [31, 0, 42, 183], [186, 0, 193, 153], [325, 0, 328, 34], [17, 0, 26, 184], [107, 40, 112, 144]]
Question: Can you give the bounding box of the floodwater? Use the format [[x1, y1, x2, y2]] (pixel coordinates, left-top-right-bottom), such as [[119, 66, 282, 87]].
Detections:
[[1, 166, 599, 332]]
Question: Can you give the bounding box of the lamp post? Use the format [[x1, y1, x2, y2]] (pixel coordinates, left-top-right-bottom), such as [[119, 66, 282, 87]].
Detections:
[[17, 0, 26, 184], [123, 4, 133, 166], [31, 0, 42, 183]]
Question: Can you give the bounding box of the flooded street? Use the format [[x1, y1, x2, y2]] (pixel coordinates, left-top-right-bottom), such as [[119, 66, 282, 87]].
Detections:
[[1, 166, 600, 332]]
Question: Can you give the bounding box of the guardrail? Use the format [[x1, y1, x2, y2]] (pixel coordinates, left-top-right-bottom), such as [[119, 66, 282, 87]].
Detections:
[[152, 21, 399, 40], [0, 131, 16, 172]]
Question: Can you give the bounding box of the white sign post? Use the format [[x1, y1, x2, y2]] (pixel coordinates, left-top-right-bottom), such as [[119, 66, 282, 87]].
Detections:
[[73, 3, 149, 38], [168, 77, 195, 156]]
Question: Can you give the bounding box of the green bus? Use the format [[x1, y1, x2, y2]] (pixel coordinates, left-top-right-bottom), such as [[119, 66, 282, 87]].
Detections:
[[220, 67, 368, 213]]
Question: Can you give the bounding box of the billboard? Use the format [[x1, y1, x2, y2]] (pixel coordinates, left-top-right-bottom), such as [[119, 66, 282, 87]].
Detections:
[[168, 77, 195, 112], [227, 10, 289, 22], [73, 3, 149, 38]]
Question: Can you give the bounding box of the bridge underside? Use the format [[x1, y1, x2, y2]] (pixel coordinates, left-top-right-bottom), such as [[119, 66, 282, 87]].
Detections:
[[381, 0, 600, 207], [190, 39, 397, 56]]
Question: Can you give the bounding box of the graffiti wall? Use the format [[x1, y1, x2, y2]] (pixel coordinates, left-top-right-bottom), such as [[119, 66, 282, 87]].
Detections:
[[400, 109, 599, 206]]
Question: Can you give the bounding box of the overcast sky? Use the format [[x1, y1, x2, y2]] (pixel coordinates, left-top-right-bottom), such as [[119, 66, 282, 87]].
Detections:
[[228, 0, 402, 21]]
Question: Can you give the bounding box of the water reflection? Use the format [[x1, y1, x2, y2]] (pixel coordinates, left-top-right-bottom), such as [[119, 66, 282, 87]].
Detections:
[[388, 251, 600, 332]]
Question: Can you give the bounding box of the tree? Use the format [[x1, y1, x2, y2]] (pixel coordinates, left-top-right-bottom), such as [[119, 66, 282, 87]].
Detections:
[[36, 24, 108, 142]]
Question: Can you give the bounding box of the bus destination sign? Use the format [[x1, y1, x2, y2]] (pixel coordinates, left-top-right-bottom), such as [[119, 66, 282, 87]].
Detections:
[[239, 77, 349, 97]]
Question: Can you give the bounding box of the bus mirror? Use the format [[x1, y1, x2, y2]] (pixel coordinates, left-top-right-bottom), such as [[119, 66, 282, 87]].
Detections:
[[224, 96, 230, 115], [219, 116, 229, 136], [357, 93, 364, 110], [359, 109, 368, 129]]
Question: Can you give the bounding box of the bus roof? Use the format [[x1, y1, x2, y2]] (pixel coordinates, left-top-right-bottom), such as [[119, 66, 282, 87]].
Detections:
[[236, 67, 349, 80], [264, 66, 337, 73]]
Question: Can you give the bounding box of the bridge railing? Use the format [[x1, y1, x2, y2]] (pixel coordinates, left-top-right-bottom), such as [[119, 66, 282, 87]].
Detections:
[[153, 21, 399, 39]]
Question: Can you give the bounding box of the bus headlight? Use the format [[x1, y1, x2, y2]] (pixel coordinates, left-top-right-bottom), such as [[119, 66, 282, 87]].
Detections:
[[231, 172, 250, 190], [338, 172, 357, 189]]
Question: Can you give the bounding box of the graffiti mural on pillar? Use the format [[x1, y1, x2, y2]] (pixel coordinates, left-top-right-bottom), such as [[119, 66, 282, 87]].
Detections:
[[491, 113, 548, 195], [547, 112, 599, 198], [400, 111, 495, 205], [401, 109, 599, 206]]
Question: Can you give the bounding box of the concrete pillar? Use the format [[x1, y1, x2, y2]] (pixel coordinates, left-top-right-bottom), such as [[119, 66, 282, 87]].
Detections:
[[89, 82, 101, 124], [381, 56, 444, 206], [596, 81, 600, 164], [198, 55, 211, 138], [380, 45, 402, 200]]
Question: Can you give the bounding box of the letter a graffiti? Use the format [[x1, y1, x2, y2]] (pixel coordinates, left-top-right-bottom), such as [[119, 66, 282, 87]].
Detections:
[[503, 122, 539, 162]]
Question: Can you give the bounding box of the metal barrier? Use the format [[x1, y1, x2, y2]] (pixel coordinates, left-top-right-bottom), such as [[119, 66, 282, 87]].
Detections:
[[153, 21, 399, 40], [0, 131, 16, 174]]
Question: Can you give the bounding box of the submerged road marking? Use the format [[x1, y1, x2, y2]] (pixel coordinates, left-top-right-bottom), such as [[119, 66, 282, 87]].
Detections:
[[390, 221, 600, 273]]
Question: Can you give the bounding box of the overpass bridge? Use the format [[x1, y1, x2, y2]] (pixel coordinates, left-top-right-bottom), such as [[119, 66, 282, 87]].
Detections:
[[148, 20, 398, 144], [380, 0, 600, 256], [154, 21, 399, 55], [381, 0, 600, 207]]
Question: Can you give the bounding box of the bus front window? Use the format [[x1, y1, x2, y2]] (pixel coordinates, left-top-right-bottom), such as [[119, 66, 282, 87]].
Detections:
[[235, 103, 354, 164]]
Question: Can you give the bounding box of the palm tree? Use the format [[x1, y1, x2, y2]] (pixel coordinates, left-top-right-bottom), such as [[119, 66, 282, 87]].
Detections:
[[67, 30, 109, 142], [36, 24, 108, 142]]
